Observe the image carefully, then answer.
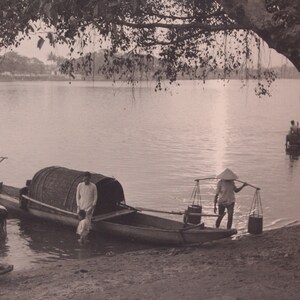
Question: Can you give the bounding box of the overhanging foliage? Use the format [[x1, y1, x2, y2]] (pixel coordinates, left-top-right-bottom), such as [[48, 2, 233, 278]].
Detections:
[[0, 0, 299, 96]]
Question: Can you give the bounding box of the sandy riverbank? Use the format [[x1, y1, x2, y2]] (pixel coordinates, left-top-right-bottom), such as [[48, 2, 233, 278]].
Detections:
[[0, 224, 300, 300]]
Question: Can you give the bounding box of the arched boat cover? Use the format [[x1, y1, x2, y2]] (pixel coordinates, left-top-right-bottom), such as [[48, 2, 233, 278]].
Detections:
[[28, 166, 125, 214]]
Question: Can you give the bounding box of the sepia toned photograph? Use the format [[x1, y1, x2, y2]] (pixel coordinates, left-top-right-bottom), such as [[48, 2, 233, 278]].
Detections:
[[0, 1, 299, 299]]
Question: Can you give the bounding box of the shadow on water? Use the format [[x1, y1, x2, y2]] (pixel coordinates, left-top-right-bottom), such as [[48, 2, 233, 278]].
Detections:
[[286, 148, 300, 162], [1, 215, 152, 270], [0, 237, 9, 257]]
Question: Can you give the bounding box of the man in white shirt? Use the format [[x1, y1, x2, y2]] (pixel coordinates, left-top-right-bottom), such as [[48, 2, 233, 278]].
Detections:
[[76, 172, 98, 222]]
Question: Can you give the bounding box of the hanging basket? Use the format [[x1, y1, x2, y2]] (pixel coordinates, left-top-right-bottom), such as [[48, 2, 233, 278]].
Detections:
[[248, 189, 263, 234], [183, 180, 202, 225], [248, 215, 263, 234], [184, 205, 202, 225]]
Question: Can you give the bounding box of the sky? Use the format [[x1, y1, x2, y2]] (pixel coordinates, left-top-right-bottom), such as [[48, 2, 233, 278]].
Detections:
[[7, 38, 71, 63]]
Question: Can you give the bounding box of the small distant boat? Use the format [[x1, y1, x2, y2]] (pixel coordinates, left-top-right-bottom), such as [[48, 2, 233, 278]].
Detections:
[[0, 166, 237, 246], [286, 133, 300, 150]]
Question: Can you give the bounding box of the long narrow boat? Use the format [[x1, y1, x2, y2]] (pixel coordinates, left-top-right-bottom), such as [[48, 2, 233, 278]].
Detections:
[[286, 132, 300, 150], [0, 167, 237, 245]]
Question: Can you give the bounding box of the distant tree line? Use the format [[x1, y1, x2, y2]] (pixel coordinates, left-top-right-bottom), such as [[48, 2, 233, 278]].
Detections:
[[0, 51, 47, 75], [0, 51, 299, 82]]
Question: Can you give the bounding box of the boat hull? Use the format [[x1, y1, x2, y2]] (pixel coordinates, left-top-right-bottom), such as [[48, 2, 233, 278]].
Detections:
[[93, 218, 237, 245], [0, 185, 237, 245], [286, 133, 300, 150]]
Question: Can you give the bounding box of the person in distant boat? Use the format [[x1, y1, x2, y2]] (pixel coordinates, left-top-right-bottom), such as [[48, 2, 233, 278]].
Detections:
[[0, 205, 8, 239], [76, 210, 90, 244], [214, 168, 248, 229], [76, 171, 98, 223], [290, 120, 299, 134]]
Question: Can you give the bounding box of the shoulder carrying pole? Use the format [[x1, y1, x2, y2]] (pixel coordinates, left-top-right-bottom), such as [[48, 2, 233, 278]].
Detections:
[[234, 179, 260, 190], [194, 177, 260, 190]]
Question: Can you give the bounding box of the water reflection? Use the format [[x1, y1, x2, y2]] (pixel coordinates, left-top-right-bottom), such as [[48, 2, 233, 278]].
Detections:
[[3, 216, 150, 269], [0, 236, 9, 258], [1, 80, 300, 270], [211, 89, 228, 174], [286, 148, 300, 162], [18, 218, 85, 261]]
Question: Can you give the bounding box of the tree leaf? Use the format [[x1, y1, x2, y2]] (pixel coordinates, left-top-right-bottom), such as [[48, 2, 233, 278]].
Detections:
[[46, 32, 55, 46], [28, 24, 35, 32], [37, 36, 45, 49]]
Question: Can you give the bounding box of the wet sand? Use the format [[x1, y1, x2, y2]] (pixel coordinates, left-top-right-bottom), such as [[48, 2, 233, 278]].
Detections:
[[0, 224, 300, 300]]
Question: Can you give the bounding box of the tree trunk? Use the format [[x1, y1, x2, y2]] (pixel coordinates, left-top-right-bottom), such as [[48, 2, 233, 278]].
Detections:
[[217, 0, 300, 71]]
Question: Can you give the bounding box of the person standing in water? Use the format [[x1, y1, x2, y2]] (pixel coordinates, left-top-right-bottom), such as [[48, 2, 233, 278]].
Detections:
[[76, 210, 90, 244]]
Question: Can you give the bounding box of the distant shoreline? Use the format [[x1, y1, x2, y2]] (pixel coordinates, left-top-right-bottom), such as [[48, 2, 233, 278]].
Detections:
[[0, 76, 299, 83]]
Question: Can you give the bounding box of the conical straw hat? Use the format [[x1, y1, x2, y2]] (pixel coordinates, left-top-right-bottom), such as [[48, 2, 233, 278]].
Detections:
[[216, 168, 238, 180]]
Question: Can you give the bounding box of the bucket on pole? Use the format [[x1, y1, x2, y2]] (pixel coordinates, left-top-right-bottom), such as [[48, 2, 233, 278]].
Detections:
[[184, 179, 202, 225], [247, 189, 263, 234]]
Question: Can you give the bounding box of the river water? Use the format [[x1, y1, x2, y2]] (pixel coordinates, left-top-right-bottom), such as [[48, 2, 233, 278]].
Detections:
[[0, 79, 299, 270]]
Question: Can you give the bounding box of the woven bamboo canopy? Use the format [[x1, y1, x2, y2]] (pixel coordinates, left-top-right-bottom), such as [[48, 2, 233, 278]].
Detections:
[[28, 166, 125, 214]]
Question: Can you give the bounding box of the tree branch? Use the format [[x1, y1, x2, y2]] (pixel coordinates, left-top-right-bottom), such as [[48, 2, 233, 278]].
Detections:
[[114, 18, 248, 31], [217, 0, 300, 71], [141, 30, 206, 47]]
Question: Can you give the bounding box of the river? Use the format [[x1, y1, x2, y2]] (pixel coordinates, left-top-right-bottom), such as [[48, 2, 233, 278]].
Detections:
[[0, 79, 299, 269]]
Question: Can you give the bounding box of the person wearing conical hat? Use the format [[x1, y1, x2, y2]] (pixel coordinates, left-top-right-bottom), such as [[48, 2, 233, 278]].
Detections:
[[214, 168, 247, 229]]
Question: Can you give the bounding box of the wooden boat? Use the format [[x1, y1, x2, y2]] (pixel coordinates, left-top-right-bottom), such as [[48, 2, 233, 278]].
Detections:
[[286, 132, 300, 150], [0, 167, 237, 245]]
